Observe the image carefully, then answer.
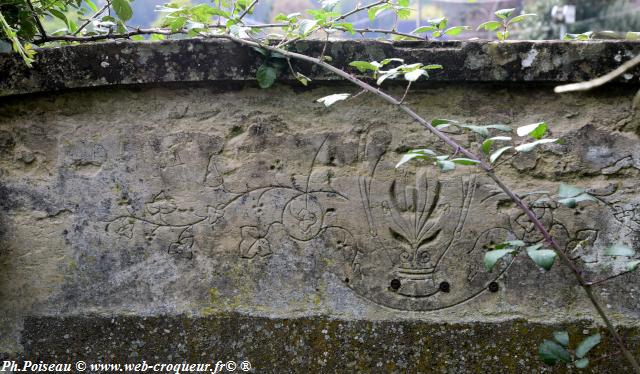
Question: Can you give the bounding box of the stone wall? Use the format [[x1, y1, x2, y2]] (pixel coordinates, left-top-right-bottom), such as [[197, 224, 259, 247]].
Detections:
[[1, 40, 640, 372]]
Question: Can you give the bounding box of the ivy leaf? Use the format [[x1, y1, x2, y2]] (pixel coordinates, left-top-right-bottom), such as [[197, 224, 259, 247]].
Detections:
[[509, 13, 536, 24], [484, 249, 516, 271], [553, 331, 569, 347], [604, 244, 635, 257], [444, 26, 469, 36], [516, 122, 547, 139], [490, 146, 513, 163], [112, 0, 133, 21], [316, 93, 350, 107], [514, 138, 558, 152], [527, 245, 557, 271], [495, 8, 515, 19], [477, 20, 502, 31], [482, 136, 512, 154], [538, 340, 572, 365], [256, 64, 277, 88], [575, 358, 590, 369], [576, 334, 601, 358]]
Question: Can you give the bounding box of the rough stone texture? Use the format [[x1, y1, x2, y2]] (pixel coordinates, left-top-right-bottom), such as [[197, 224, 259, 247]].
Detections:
[[1, 41, 640, 372], [1, 40, 640, 97]]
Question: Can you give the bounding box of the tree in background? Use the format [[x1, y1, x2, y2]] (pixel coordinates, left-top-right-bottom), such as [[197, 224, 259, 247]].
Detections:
[[521, 0, 640, 39]]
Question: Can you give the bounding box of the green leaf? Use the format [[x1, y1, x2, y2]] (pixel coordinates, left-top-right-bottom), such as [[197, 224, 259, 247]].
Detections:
[[376, 71, 399, 86], [295, 72, 311, 86], [349, 61, 379, 73], [538, 340, 572, 365], [626, 260, 640, 272], [112, 0, 133, 21], [558, 183, 584, 198], [85, 0, 98, 12], [444, 26, 469, 36], [412, 25, 437, 33], [576, 334, 601, 358], [627, 32, 640, 40], [484, 249, 515, 271], [495, 8, 515, 20], [527, 246, 557, 271], [131, 35, 145, 41], [516, 122, 547, 139], [256, 64, 277, 89], [575, 357, 590, 369], [490, 146, 513, 163], [509, 13, 536, 24], [404, 69, 427, 82], [553, 331, 569, 347], [432, 119, 458, 127], [459, 124, 490, 137], [316, 93, 350, 107], [432, 30, 442, 38], [368, 4, 391, 22], [482, 136, 511, 154], [514, 138, 558, 152], [477, 20, 502, 31], [150, 34, 166, 41], [451, 158, 480, 165], [604, 244, 635, 257], [436, 160, 456, 172], [396, 149, 436, 168], [424, 64, 443, 70], [299, 19, 318, 35], [49, 9, 68, 24], [380, 58, 403, 66]]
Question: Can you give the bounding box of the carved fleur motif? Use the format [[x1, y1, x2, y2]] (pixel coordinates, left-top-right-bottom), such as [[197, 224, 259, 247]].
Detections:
[[207, 205, 224, 225], [168, 227, 195, 259], [107, 217, 135, 239], [239, 226, 272, 259], [146, 191, 177, 215]]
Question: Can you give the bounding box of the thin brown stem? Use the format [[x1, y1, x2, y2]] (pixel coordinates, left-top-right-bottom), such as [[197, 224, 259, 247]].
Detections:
[[587, 269, 636, 286], [26, 0, 47, 40], [335, 0, 387, 22], [555, 54, 640, 93], [74, 0, 111, 36], [399, 81, 411, 103], [238, 0, 259, 21], [219, 34, 640, 373]]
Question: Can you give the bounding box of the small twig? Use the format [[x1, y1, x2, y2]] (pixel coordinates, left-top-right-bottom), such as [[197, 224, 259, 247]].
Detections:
[[587, 269, 636, 286], [319, 31, 329, 61], [351, 89, 367, 99], [399, 81, 412, 103], [26, 0, 47, 40], [238, 0, 259, 21], [74, 0, 111, 36], [353, 28, 422, 40], [590, 350, 622, 364], [555, 54, 640, 93], [334, 0, 387, 22]]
